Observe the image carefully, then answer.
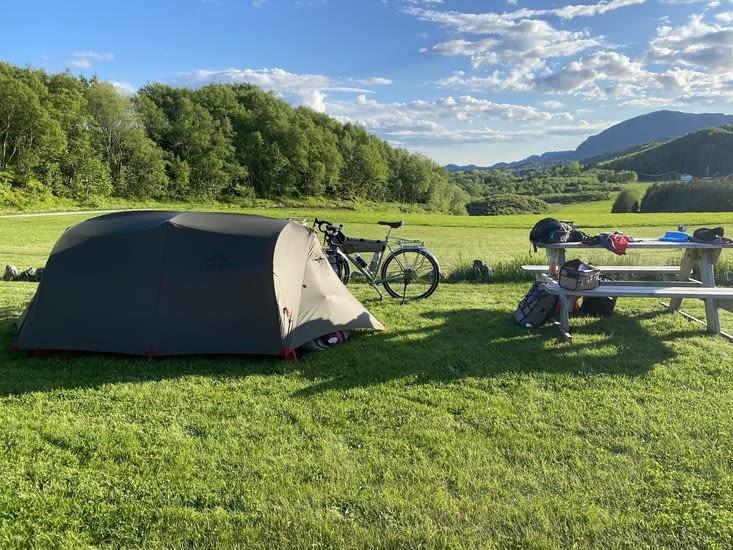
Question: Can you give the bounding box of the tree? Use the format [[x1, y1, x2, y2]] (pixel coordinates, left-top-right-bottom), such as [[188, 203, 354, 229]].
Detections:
[[82, 80, 167, 198], [339, 124, 388, 200], [611, 188, 642, 213], [0, 63, 64, 185], [466, 193, 549, 215], [389, 149, 431, 203], [137, 84, 238, 200]]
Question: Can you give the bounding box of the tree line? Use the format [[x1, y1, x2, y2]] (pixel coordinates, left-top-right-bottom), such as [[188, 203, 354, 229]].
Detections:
[[0, 62, 467, 212], [449, 166, 636, 199], [640, 180, 733, 212], [450, 165, 637, 214]]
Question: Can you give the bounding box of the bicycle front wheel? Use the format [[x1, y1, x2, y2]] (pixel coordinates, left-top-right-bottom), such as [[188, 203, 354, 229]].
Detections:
[[381, 248, 440, 300]]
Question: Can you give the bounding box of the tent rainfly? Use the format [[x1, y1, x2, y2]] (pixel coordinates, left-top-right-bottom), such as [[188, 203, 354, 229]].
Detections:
[[14, 211, 384, 357]]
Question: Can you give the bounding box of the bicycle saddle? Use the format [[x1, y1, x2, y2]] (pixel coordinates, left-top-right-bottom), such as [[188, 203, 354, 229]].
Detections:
[[378, 221, 403, 228]]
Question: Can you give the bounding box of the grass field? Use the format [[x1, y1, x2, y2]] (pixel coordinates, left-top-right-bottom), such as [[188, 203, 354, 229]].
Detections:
[[1, 203, 733, 548]]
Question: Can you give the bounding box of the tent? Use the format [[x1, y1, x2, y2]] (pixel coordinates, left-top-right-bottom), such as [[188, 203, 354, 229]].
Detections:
[[14, 210, 384, 357]]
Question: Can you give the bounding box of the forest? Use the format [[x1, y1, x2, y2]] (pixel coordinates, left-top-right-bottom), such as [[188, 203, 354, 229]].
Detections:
[[600, 126, 733, 179], [8, 61, 709, 216], [0, 62, 466, 212]]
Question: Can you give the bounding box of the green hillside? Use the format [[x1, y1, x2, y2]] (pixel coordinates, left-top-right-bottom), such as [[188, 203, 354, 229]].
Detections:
[[599, 126, 733, 179]]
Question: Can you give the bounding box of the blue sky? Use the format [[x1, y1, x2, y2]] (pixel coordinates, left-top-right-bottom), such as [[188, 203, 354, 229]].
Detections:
[[3, 0, 733, 166]]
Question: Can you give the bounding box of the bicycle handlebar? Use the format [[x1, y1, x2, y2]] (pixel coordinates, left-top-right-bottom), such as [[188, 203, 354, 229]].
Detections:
[[312, 218, 341, 234], [313, 218, 347, 248]]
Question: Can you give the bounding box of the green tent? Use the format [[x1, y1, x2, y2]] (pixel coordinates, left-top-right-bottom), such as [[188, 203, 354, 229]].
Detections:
[[15, 211, 383, 357]]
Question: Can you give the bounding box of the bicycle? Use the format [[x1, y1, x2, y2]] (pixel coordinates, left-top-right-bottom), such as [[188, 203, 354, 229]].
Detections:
[[313, 218, 441, 301]]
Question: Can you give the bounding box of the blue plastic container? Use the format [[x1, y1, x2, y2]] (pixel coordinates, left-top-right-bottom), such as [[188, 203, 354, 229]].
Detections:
[[660, 230, 690, 242]]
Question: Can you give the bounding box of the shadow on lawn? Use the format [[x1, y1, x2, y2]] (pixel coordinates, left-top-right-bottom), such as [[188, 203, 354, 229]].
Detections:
[[293, 306, 706, 396], [0, 316, 296, 396], [0, 304, 706, 397]]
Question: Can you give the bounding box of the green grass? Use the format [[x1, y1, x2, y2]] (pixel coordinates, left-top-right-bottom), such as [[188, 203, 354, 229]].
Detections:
[[1, 204, 733, 548]]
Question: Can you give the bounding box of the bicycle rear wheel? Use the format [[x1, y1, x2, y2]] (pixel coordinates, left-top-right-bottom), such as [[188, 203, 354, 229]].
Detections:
[[380, 248, 440, 299], [327, 249, 350, 284]]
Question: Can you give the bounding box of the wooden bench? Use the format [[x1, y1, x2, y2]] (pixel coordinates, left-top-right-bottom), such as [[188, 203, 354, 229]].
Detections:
[[541, 280, 733, 341]]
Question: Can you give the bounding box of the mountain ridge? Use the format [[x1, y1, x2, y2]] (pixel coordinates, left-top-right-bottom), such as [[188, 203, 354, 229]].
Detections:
[[446, 110, 733, 172]]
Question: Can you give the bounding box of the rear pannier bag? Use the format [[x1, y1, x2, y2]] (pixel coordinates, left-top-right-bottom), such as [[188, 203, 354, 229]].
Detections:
[[515, 282, 558, 328], [559, 259, 601, 291]]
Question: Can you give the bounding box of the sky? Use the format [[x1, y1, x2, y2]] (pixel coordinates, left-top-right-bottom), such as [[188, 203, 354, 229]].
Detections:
[[3, 0, 733, 166]]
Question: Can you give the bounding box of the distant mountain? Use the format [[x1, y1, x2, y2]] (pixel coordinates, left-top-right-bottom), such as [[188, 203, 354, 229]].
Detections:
[[447, 110, 733, 171], [574, 110, 733, 160]]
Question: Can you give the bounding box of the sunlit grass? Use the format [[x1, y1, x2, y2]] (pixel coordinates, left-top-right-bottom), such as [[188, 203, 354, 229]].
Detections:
[[1, 203, 733, 547]]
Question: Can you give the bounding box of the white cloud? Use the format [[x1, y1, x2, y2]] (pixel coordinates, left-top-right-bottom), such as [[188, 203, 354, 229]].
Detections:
[[322, 91, 579, 151], [552, 0, 646, 20], [352, 77, 393, 85], [538, 51, 652, 94], [166, 3, 733, 164], [66, 51, 115, 69], [111, 81, 136, 96], [646, 13, 733, 72], [408, 3, 733, 109], [431, 21, 600, 72], [177, 68, 334, 111], [542, 100, 565, 109]]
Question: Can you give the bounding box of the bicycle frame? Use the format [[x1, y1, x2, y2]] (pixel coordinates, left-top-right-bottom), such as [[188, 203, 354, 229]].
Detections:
[[314, 218, 441, 300], [332, 247, 385, 298]]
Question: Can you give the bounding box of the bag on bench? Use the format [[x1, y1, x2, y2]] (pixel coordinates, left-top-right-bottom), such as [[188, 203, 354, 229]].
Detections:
[[515, 282, 558, 328], [559, 259, 600, 291], [691, 227, 731, 244], [529, 217, 591, 253]]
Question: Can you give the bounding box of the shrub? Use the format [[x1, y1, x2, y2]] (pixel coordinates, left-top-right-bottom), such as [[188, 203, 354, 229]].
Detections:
[[541, 191, 611, 204], [641, 180, 733, 212], [612, 188, 642, 213], [465, 193, 549, 216]]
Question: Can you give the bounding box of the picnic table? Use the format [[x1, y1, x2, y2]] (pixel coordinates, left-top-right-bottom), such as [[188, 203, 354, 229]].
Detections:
[[524, 239, 733, 341]]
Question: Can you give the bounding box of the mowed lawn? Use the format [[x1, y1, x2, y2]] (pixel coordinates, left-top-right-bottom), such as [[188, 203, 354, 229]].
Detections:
[[1, 205, 733, 548]]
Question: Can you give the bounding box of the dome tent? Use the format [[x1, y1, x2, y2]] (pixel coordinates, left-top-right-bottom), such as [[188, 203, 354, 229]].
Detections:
[[15, 211, 383, 357]]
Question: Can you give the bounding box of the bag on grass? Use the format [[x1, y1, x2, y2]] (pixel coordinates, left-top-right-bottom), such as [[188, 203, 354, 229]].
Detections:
[[515, 282, 558, 328], [578, 274, 616, 317], [579, 295, 617, 317]]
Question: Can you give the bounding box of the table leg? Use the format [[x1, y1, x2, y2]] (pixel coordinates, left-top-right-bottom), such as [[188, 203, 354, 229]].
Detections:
[[555, 294, 573, 342], [667, 250, 697, 311], [699, 250, 721, 334], [546, 248, 565, 279]]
